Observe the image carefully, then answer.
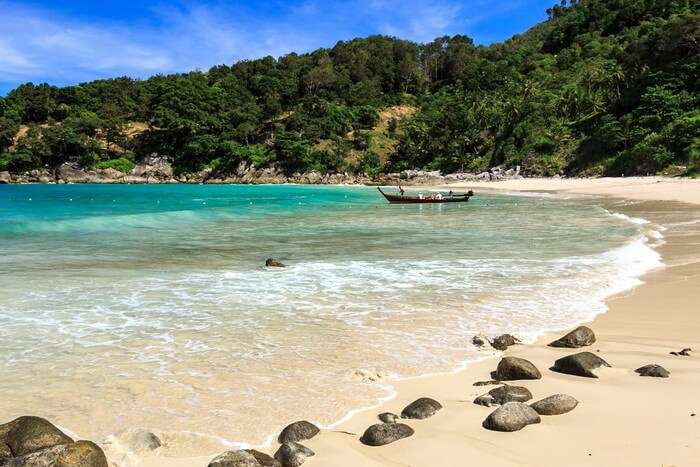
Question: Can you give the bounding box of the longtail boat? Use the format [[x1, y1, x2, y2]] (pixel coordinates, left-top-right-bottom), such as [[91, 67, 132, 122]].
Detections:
[[377, 187, 474, 204]]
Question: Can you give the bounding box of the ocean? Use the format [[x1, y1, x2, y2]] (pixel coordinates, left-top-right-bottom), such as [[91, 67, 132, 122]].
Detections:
[[0, 184, 662, 457]]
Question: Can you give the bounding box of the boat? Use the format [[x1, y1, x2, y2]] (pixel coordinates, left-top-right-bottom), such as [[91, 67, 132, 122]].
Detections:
[[377, 187, 474, 204]]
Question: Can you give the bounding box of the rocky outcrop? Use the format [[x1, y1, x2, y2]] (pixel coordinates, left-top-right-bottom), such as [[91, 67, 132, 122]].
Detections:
[[0, 171, 11, 184], [552, 352, 611, 378], [495, 357, 542, 381], [265, 259, 286, 268], [0, 416, 73, 458], [4, 440, 108, 467], [132, 154, 173, 180], [635, 364, 670, 378], [549, 326, 596, 348], [360, 423, 414, 446], [530, 394, 578, 415], [482, 402, 541, 432], [378, 413, 399, 424], [278, 421, 319, 444], [474, 385, 533, 407], [273, 442, 314, 467], [401, 398, 442, 419]]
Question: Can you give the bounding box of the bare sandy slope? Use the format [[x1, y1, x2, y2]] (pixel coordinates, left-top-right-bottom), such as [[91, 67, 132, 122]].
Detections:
[[443, 176, 700, 205], [142, 180, 700, 467]]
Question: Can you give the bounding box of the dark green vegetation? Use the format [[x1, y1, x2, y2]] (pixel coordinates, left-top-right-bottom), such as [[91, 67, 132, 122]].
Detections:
[[1, 0, 698, 177]]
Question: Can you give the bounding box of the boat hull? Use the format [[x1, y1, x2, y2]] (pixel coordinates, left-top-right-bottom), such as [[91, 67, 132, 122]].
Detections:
[[377, 187, 472, 204]]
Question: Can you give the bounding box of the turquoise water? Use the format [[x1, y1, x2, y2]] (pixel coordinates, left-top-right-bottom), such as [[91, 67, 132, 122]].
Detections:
[[0, 184, 661, 457]]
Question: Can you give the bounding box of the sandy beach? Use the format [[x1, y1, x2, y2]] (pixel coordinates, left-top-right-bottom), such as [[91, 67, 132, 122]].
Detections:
[[133, 177, 700, 467]]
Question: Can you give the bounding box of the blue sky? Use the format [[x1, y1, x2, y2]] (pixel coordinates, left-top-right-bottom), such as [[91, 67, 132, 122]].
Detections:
[[0, 0, 553, 95]]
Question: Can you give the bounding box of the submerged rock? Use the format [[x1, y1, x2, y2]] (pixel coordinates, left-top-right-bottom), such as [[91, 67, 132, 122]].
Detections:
[[530, 394, 578, 415], [0, 416, 73, 457], [636, 364, 670, 378], [549, 326, 596, 348], [114, 428, 161, 454], [401, 398, 442, 419], [278, 421, 319, 444], [491, 334, 520, 351], [552, 352, 611, 378], [482, 402, 541, 432], [495, 357, 542, 381], [378, 413, 399, 424], [273, 442, 314, 467], [360, 423, 414, 446], [265, 258, 286, 268]]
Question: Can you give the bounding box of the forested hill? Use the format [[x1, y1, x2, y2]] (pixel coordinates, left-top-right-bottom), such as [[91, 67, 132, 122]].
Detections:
[[1, 0, 698, 179]]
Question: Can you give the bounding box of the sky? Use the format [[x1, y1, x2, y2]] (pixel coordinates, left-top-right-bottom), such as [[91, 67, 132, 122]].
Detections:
[[0, 0, 554, 95]]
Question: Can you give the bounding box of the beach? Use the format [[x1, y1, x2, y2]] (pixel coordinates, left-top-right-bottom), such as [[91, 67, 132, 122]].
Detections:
[[2, 178, 699, 467]]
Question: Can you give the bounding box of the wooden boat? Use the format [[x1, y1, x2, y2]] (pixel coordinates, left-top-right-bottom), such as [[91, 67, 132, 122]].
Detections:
[[377, 187, 473, 204]]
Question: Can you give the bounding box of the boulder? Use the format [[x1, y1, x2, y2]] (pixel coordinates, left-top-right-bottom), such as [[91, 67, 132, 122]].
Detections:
[[472, 335, 490, 348], [495, 357, 542, 381], [530, 394, 578, 415], [0, 171, 11, 184], [273, 442, 314, 467], [473, 380, 502, 386], [635, 364, 670, 378], [0, 416, 73, 457], [482, 402, 541, 432], [378, 413, 399, 424], [552, 352, 611, 378], [491, 334, 520, 351], [400, 398, 442, 419], [265, 259, 286, 268], [474, 385, 532, 407], [209, 449, 281, 467], [56, 162, 93, 183], [670, 348, 692, 356], [278, 421, 319, 444], [132, 154, 173, 179], [3, 441, 108, 467], [112, 428, 161, 454], [549, 326, 596, 348], [360, 423, 414, 446]]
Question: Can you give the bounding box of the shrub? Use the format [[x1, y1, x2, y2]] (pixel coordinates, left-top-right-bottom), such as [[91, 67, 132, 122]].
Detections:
[[93, 157, 135, 173]]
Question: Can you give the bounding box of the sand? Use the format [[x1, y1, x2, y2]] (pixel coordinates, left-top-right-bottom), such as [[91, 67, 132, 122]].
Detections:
[[142, 177, 700, 467]]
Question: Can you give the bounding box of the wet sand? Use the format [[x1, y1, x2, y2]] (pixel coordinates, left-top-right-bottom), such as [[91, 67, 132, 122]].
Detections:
[[143, 178, 700, 466]]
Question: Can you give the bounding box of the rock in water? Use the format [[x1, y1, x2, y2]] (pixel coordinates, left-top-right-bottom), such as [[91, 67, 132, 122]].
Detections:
[[209, 449, 279, 467], [273, 442, 314, 467], [530, 394, 579, 415], [635, 364, 670, 378], [549, 326, 596, 348], [278, 421, 320, 443], [491, 334, 520, 351], [4, 441, 108, 467], [0, 416, 73, 457], [552, 352, 611, 378], [360, 423, 414, 446], [378, 413, 399, 424], [265, 258, 286, 268], [495, 357, 542, 381], [482, 402, 541, 432], [401, 398, 442, 419], [114, 429, 161, 454]]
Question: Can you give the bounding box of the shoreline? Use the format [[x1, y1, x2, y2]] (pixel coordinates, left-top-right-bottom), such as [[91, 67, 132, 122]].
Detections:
[[137, 178, 700, 467]]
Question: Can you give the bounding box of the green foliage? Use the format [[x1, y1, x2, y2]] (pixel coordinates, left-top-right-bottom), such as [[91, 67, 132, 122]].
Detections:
[[93, 157, 135, 173], [1, 0, 698, 177]]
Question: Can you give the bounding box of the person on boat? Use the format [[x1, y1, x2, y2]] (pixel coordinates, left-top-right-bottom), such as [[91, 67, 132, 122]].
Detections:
[[418, 193, 424, 200], [399, 185, 405, 196], [448, 190, 453, 197], [436, 193, 443, 200]]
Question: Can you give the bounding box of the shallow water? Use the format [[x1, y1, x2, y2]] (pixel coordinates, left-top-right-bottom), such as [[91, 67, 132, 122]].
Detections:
[[0, 184, 661, 456]]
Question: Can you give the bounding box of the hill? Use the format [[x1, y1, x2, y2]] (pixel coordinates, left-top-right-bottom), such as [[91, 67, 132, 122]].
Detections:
[[0, 0, 698, 180]]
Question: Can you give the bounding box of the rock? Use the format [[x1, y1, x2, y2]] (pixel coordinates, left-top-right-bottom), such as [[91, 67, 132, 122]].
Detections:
[[482, 402, 541, 432], [360, 423, 414, 446], [350, 369, 387, 382], [0, 416, 73, 457], [530, 394, 579, 415], [552, 352, 611, 378], [472, 335, 489, 348], [378, 413, 399, 424], [495, 357, 542, 381], [473, 380, 501, 386], [265, 258, 286, 268], [114, 429, 161, 454], [132, 154, 174, 179], [209, 449, 281, 467], [473, 394, 498, 407], [56, 162, 93, 183], [4, 441, 108, 467], [474, 385, 532, 407], [278, 421, 319, 444], [670, 348, 692, 356], [400, 398, 442, 419], [491, 334, 520, 351], [635, 364, 670, 378], [548, 326, 596, 348], [273, 442, 314, 467], [0, 171, 11, 184]]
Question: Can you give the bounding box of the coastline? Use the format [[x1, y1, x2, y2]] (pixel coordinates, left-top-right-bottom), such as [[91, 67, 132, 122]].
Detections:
[[136, 178, 700, 467]]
